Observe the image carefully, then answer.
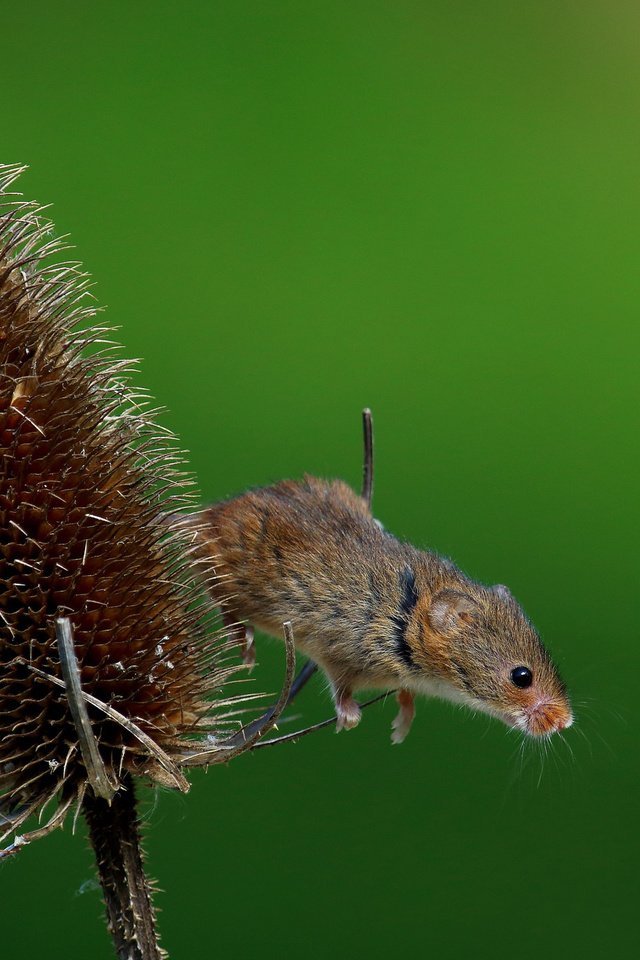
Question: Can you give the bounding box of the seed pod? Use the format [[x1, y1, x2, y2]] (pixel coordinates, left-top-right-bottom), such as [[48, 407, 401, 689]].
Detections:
[[0, 165, 254, 850]]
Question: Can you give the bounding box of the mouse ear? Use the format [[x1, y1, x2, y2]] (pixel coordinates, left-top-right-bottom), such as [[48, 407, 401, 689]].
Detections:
[[492, 584, 513, 602], [428, 590, 477, 635]]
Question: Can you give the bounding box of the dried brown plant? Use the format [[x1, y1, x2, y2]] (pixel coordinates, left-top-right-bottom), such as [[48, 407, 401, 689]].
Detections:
[[0, 165, 297, 958]]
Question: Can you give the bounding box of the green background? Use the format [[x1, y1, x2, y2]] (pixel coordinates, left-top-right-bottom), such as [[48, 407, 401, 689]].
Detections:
[[3, 2, 638, 958]]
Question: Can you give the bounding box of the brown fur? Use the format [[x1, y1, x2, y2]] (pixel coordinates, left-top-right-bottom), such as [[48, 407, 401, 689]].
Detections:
[[194, 476, 572, 739]]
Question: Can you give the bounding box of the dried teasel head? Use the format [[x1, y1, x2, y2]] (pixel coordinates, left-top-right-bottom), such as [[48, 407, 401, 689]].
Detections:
[[0, 165, 293, 855]]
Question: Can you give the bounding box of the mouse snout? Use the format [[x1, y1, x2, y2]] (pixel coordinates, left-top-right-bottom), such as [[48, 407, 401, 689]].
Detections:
[[524, 699, 573, 737]]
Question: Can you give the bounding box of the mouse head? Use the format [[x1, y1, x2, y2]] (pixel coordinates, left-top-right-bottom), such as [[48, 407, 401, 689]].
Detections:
[[419, 583, 572, 737]]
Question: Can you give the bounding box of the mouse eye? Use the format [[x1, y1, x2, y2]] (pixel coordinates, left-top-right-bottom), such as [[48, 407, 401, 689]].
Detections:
[[511, 666, 533, 688]]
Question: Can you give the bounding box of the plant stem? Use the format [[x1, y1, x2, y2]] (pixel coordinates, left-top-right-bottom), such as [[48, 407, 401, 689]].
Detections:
[[83, 773, 164, 960]]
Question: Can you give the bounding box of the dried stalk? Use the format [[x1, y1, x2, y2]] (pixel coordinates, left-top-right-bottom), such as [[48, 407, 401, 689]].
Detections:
[[56, 618, 117, 802], [83, 773, 164, 960]]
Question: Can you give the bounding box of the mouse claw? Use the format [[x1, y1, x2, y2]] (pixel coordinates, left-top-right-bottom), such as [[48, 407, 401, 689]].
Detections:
[[391, 689, 415, 745], [335, 691, 362, 733], [241, 624, 256, 670], [221, 611, 256, 670]]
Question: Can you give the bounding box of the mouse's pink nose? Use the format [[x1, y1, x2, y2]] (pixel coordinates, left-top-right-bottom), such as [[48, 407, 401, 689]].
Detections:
[[555, 713, 573, 731], [526, 701, 573, 736]]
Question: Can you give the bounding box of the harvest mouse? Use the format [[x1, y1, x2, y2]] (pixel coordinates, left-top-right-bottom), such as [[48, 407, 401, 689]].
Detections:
[[193, 414, 572, 743]]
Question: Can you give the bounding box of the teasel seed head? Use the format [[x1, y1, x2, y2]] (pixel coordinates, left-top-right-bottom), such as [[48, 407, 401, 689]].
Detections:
[[0, 164, 267, 853]]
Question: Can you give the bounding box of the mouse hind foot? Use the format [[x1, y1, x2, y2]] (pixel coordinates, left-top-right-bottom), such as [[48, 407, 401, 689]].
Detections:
[[334, 688, 362, 733], [391, 688, 415, 744]]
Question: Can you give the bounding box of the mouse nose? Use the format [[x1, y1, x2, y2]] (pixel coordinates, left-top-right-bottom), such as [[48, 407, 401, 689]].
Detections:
[[555, 712, 573, 731], [526, 701, 573, 736]]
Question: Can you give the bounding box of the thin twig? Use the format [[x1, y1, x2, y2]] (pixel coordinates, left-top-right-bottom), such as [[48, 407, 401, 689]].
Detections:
[[286, 658, 319, 704], [56, 617, 116, 802], [0, 792, 64, 853], [361, 407, 374, 510], [0, 791, 77, 858], [181, 619, 297, 766], [226, 656, 319, 744], [253, 691, 390, 748]]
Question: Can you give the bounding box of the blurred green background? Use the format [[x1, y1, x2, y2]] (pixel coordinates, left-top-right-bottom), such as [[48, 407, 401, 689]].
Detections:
[[3, 2, 638, 958]]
